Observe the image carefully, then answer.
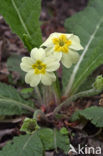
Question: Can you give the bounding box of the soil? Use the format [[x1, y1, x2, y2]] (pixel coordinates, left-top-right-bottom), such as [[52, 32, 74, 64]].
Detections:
[[0, 0, 103, 156]]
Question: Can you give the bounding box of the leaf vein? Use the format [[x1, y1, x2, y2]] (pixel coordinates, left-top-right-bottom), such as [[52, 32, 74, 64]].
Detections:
[[65, 17, 103, 96], [11, 0, 31, 38]]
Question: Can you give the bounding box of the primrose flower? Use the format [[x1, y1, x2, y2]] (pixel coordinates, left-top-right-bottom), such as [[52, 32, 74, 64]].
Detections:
[[20, 48, 60, 87], [41, 32, 83, 68]]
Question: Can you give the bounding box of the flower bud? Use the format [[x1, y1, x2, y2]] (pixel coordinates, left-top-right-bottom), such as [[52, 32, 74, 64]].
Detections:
[[20, 117, 40, 134], [93, 75, 103, 90]]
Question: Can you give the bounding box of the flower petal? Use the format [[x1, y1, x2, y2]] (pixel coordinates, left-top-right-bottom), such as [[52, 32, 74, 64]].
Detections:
[[20, 57, 33, 72], [41, 32, 72, 48], [45, 47, 54, 56], [41, 32, 61, 47], [62, 50, 79, 68], [69, 35, 84, 51], [45, 47, 62, 61], [30, 48, 46, 61], [53, 52, 62, 61], [25, 70, 41, 87], [41, 72, 56, 85], [65, 33, 73, 39], [70, 51, 80, 63], [44, 57, 60, 72]]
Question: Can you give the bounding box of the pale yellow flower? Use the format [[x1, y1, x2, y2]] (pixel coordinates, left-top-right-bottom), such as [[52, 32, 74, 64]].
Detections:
[[20, 48, 60, 87], [41, 32, 83, 68]]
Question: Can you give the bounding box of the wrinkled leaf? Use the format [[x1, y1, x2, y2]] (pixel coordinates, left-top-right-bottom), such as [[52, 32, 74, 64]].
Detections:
[[0, 133, 43, 156], [71, 106, 103, 127], [0, 82, 34, 115], [38, 128, 70, 154]]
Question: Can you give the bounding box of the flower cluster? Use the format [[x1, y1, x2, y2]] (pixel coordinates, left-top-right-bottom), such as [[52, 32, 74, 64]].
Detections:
[[20, 32, 83, 87]]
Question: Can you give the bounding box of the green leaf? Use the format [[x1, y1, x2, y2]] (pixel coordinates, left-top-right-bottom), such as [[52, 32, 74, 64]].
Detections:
[[0, 128, 69, 155], [7, 54, 25, 79], [21, 88, 34, 94], [0, 133, 43, 156], [71, 106, 103, 127], [38, 128, 70, 154], [0, 82, 34, 115], [54, 129, 70, 154], [23, 34, 35, 51], [0, 0, 42, 49], [38, 128, 54, 150], [20, 88, 34, 99], [77, 74, 96, 92], [60, 127, 69, 135], [63, 0, 103, 96]]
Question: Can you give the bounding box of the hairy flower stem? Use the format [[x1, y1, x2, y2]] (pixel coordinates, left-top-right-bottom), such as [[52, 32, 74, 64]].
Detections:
[[53, 89, 101, 115], [42, 86, 47, 106], [43, 86, 52, 106], [52, 73, 61, 105], [34, 86, 42, 106], [52, 82, 61, 105]]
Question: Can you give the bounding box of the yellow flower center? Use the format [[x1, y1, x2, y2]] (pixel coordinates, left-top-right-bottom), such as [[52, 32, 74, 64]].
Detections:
[[52, 34, 72, 53], [32, 60, 46, 74]]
